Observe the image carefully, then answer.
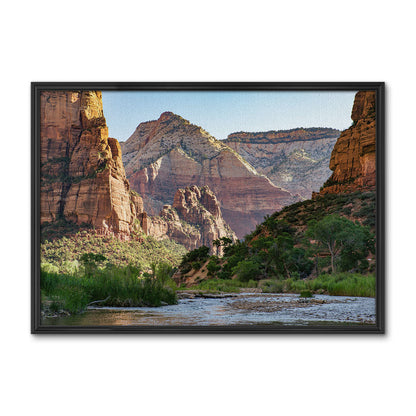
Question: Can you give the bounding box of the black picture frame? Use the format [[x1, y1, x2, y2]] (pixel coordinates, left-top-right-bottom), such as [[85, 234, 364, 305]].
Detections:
[[32, 82, 385, 334]]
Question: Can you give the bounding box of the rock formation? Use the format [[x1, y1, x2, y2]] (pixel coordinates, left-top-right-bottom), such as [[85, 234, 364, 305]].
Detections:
[[224, 128, 340, 199], [145, 185, 237, 255], [40, 90, 145, 239], [316, 91, 376, 195], [120, 112, 299, 238]]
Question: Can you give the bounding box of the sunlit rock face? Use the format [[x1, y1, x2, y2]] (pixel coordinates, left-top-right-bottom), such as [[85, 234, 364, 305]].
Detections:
[[316, 91, 376, 196], [121, 112, 299, 238], [224, 128, 340, 199], [40, 91, 145, 238], [146, 185, 237, 255]]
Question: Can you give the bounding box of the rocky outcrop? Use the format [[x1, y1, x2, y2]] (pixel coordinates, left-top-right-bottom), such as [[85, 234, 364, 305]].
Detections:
[[224, 128, 340, 199], [145, 186, 237, 255], [316, 91, 376, 195], [121, 112, 299, 238], [40, 90, 145, 239]]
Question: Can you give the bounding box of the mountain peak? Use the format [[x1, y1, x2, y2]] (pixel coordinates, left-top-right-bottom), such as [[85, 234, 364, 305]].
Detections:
[[158, 111, 187, 123]]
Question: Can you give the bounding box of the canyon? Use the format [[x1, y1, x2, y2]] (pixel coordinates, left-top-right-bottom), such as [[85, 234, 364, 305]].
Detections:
[[39, 92, 237, 252], [120, 112, 299, 238], [40, 89, 376, 256]]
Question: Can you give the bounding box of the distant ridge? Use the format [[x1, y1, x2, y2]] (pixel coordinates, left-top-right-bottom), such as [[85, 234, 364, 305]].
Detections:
[[224, 127, 340, 199], [225, 127, 340, 143]]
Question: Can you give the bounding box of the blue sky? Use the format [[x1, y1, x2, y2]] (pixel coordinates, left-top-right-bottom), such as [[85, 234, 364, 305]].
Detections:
[[102, 91, 357, 142]]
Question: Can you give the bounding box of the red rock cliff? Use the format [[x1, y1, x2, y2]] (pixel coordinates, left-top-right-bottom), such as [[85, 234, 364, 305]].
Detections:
[[40, 90, 144, 238], [317, 91, 376, 195]]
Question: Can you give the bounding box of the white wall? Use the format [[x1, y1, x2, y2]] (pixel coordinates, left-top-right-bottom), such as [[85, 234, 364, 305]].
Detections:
[[1, 1, 412, 415]]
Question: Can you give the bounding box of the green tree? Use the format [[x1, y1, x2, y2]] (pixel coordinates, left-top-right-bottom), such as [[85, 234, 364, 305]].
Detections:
[[79, 253, 106, 277], [213, 236, 233, 248], [284, 247, 313, 279], [337, 226, 374, 272], [263, 218, 295, 237], [155, 262, 173, 283], [213, 236, 234, 256], [264, 233, 293, 278], [233, 259, 262, 282], [306, 215, 373, 273], [180, 245, 210, 265]]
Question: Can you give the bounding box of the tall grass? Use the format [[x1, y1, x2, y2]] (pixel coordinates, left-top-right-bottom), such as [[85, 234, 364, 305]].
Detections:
[[187, 278, 258, 293], [308, 273, 376, 297], [41, 265, 177, 314], [261, 273, 375, 297], [186, 273, 375, 297]]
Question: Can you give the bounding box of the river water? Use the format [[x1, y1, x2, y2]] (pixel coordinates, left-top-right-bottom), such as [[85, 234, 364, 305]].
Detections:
[[42, 293, 376, 327]]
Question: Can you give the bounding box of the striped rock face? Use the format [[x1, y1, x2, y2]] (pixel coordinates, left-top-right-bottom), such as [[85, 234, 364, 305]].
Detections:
[[145, 185, 237, 255], [224, 128, 340, 199], [121, 112, 299, 239]]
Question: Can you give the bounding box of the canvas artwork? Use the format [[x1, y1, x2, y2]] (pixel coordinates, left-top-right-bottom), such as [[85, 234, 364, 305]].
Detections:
[[32, 83, 384, 333]]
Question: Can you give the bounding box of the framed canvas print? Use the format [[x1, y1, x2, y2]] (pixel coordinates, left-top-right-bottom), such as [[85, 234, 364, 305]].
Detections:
[[31, 82, 385, 333]]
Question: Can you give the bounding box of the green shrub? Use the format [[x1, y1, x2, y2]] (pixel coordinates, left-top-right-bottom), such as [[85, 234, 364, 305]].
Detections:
[[191, 261, 202, 270], [155, 262, 174, 283], [41, 231, 187, 273], [206, 257, 222, 277], [300, 290, 313, 298], [41, 262, 60, 274], [260, 279, 285, 293], [190, 278, 258, 293]]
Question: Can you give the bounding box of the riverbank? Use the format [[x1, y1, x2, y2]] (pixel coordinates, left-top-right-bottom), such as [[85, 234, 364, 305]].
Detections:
[[41, 265, 177, 315], [41, 270, 375, 318], [186, 273, 376, 298], [41, 293, 376, 326]]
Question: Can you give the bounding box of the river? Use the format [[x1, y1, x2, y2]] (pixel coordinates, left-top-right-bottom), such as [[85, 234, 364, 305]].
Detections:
[[41, 293, 376, 327]]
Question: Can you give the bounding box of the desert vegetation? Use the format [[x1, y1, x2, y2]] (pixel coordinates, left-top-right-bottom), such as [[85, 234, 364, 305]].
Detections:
[[41, 230, 186, 273], [176, 195, 376, 298], [40, 231, 186, 315], [41, 260, 177, 315]]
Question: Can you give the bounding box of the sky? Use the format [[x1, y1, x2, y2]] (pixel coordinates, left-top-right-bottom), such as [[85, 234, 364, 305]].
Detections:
[[102, 91, 357, 142]]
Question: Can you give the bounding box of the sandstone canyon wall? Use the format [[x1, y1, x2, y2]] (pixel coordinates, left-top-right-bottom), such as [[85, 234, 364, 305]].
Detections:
[[120, 112, 299, 238], [40, 90, 145, 238], [145, 186, 237, 255], [316, 91, 376, 195], [224, 128, 340, 199]]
